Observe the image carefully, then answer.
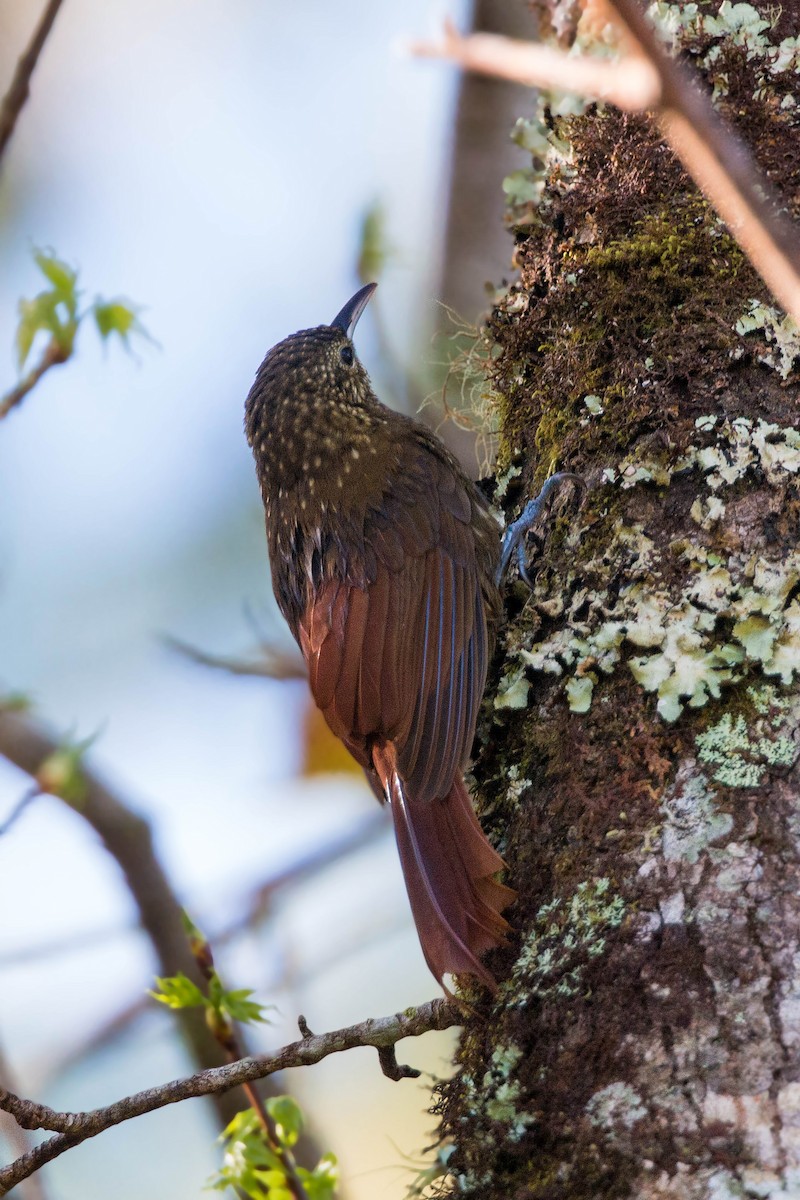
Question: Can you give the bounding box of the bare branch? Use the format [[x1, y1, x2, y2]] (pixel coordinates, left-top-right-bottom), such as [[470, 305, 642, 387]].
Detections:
[[604, 0, 800, 330], [181, 925, 311, 1200], [0, 707, 250, 1128], [0, 785, 41, 836], [0, 0, 66, 168], [27, 815, 389, 1079], [0, 1000, 459, 1192], [409, 19, 659, 111], [411, 11, 800, 325], [0, 1040, 48, 1200], [377, 1045, 421, 1081], [163, 634, 306, 681], [0, 340, 69, 423]]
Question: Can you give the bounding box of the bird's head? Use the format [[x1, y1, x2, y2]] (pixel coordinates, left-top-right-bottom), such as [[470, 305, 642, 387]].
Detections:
[[245, 283, 378, 450]]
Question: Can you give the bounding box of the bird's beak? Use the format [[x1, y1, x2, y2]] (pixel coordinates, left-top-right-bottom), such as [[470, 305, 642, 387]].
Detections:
[[331, 282, 377, 338]]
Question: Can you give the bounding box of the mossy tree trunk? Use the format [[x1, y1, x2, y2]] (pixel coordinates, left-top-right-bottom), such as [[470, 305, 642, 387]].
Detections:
[[438, 4, 800, 1197]]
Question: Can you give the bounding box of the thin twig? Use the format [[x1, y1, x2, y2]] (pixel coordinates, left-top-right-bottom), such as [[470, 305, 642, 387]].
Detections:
[[186, 929, 310, 1200], [241, 1077, 309, 1200], [411, 12, 800, 324], [16, 815, 389, 1079], [0, 707, 252, 1128], [0, 814, 386, 971], [410, 18, 660, 110], [0, 786, 41, 836], [163, 634, 306, 681], [604, 0, 800, 328], [0, 340, 69, 422], [0, 1000, 459, 1192], [0, 0, 66, 167], [0, 1040, 49, 1200]]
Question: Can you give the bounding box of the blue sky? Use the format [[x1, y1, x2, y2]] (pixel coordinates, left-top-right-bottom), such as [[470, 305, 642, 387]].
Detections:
[[0, 1, 513, 1194]]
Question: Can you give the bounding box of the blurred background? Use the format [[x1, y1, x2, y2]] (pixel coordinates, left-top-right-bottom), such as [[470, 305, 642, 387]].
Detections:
[[0, 1, 535, 1195]]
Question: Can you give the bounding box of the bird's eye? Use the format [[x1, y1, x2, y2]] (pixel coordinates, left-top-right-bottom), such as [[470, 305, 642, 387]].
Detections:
[[340, 345, 354, 366]]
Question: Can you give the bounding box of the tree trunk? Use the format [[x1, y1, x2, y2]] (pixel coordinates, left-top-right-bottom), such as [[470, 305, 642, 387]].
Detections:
[[438, 4, 800, 1196], [436, 0, 535, 327]]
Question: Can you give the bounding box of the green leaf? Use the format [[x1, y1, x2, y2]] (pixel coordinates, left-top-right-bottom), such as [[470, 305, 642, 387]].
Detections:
[[15, 293, 68, 369], [180, 909, 206, 942], [207, 973, 272, 1026], [14, 246, 151, 376], [92, 297, 150, 350], [221, 987, 272, 1026], [211, 1106, 324, 1199], [149, 972, 206, 1010], [34, 249, 79, 311], [266, 1096, 303, 1147], [15, 299, 39, 371], [15, 249, 81, 369], [303, 1153, 339, 1199]]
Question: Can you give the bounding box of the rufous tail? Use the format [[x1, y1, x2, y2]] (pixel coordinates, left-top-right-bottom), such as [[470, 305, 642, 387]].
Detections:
[[373, 745, 515, 991]]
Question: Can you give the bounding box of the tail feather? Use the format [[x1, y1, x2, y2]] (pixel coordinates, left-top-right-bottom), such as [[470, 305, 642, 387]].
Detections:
[[374, 744, 514, 991]]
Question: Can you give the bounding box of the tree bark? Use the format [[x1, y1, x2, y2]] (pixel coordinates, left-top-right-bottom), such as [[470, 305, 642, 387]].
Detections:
[[439, 4, 800, 1196]]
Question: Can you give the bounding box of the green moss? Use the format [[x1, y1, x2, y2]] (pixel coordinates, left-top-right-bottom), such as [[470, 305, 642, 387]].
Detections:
[[492, 196, 753, 480]]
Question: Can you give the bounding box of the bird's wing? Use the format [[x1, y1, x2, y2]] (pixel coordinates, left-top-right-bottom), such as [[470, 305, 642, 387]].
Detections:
[[297, 441, 493, 803]]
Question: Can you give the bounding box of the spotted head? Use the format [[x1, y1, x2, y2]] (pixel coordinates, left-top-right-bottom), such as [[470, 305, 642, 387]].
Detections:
[[244, 283, 378, 460]]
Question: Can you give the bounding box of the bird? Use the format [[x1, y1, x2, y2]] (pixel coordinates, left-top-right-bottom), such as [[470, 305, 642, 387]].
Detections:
[[244, 283, 514, 991]]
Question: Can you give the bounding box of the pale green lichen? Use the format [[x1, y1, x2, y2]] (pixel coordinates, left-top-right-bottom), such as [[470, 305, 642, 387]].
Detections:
[[707, 1169, 749, 1200], [482, 1046, 532, 1134], [457, 1044, 535, 1147], [566, 674, 594, 713], [695, 687, 798, 787], [690, 494, 726, 529], [504, 95, 578, 220], [648, 2, 800, 99], [508, 879, 626, 1004], [506, 417, 800, 721], [506, 765, 532, 804], [585, 1082, 648, 1132], [626, 415, 800, 490], [494, 462, 521, 500], [495, 665, 531, 710], [735, 300, 800, 379], [629, 620, 743, 722]]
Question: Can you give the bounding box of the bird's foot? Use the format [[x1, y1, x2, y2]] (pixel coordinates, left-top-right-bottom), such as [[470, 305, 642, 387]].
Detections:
[[496, 472, 584, 588]]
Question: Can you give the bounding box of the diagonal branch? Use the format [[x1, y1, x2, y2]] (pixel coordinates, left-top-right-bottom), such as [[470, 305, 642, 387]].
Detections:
[[604, 0, 800, 333], [163, 633, 306, 681], [0, 706, 249, 1129], [411, 8, 800, 325], [0, 340, 69, 422], [0, 1039, 48, 1200], [0, 999, 460, 1192], [410, 19, 660, 110], [0, 0, 66, 168]]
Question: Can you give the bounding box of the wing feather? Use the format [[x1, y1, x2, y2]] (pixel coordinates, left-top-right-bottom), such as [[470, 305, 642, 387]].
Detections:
[[298, 439, 498, 804]]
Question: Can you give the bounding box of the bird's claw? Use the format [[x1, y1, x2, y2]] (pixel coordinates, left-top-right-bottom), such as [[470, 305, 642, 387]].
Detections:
[[496, 471, 584, 589]]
